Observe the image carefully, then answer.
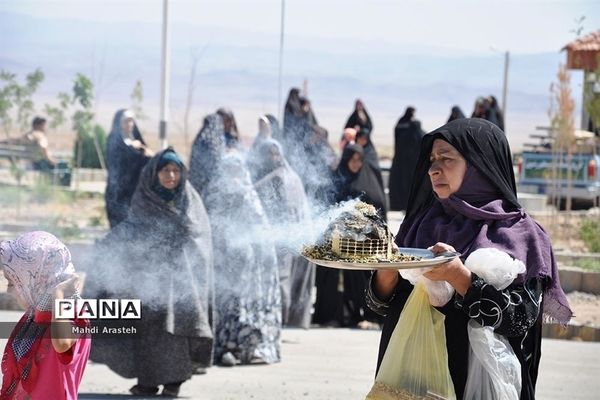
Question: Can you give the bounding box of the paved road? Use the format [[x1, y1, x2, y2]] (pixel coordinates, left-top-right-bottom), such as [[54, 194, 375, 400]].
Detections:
[[0, 310, 598, 399]]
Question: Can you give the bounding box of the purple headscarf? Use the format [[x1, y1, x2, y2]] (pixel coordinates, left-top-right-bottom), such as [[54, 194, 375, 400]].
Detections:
[[397, 118, 572, 324]]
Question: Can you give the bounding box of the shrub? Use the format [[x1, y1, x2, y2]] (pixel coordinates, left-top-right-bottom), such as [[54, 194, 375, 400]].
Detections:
[[579, 219, 600, 253], [574, 258, 600, 272], [73, 124, 107, 168]]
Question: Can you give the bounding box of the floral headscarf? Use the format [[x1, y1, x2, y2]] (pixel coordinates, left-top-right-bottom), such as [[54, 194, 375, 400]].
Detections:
[[0, 231, 78, 398]]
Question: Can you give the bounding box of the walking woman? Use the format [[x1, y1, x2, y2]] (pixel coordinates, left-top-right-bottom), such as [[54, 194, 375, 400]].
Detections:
[[447, 105, 466, 123], [105, 109, 153, 228], [204, 153, 281, 366], [253, 139, 315, 329], [345, 99, 373, 133], [189, 113, 226, 196], [367, 118, 571, 399], [89, 149, 214, 397], [313, 144, 386, 328], [388, 107, 424, 211], [247, 115, 278, 182], [216, 107, 240, 149]]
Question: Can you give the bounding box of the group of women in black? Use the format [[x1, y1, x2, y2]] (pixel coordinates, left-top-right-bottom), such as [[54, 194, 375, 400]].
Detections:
[[94, 96, 394, 396], [93, 88, 567, 399], [92, 107, 313, 396]]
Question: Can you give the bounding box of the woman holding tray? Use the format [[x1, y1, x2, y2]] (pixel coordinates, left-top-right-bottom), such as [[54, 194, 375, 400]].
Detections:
[[366, 118, 572, 399]]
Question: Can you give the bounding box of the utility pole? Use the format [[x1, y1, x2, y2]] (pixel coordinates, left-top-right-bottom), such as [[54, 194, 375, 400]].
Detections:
[[502, 51, 510, 125], [159, 0, 171, 149], [277, 0, 286, 122]]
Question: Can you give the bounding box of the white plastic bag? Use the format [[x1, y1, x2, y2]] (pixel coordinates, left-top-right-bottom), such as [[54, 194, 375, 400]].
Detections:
[[463, 248, 526, 400], [465, 320, 522, 400], [465, 247, 526, 290], [400, 267, 455, 307]]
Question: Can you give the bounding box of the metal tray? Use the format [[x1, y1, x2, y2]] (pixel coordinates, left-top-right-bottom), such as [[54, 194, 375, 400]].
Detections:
[[304, 247, 460, 270]]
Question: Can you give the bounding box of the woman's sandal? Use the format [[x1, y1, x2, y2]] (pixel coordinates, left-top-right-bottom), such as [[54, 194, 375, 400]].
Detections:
[[161, 382, 182, 397], [220, 351, 239, 367], [129, 384, 159, 396]]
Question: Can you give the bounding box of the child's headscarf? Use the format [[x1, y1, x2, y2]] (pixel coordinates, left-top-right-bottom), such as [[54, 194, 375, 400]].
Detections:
[[0, 231, 78, 398]]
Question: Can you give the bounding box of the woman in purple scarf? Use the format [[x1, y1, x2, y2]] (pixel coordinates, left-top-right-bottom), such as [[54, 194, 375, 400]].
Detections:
[[366, 118, 572, 400]]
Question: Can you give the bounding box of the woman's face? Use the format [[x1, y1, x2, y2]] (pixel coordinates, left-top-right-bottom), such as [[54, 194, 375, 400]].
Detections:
[[158, 163, 182, 190], [356, 135, 368, 147], [121, 117, 134, 135], [348, 152, 363, 174], [222, 116, 233, 133], [269, 147, 281, 164], [428, 139, 467, 199]]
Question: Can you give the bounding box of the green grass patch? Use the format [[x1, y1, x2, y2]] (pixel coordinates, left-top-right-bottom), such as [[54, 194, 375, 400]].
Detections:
[[0, 181, 73, 206], [574, 258, 600, 272], [40, 216, 82, 241], [0, 186, 24, 206], [579, 219, 600, 253], [88, 215, 104, 227]]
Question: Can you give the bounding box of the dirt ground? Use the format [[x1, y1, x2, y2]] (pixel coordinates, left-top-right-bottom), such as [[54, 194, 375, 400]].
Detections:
[[568, 292, 600, 327], [531, 211, 598, 253], [0, 192, 107, 231]]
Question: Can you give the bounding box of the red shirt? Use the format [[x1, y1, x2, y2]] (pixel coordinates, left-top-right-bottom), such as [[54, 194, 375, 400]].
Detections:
[[11, 334, 91, 400]]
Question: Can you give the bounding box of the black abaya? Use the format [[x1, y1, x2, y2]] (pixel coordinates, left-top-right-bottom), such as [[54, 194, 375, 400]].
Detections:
[[313, 145, 385, 327], [388, 117, 424, 211]]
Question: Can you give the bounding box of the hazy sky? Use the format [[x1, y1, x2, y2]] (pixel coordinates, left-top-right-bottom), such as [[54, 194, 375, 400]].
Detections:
[[1, 0, 598, 148], [1, 0, 599, 55]]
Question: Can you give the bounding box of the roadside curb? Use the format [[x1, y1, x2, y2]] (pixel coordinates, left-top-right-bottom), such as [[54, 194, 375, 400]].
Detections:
[[543, 322, 600, 342], [558, 267, 600, 294]]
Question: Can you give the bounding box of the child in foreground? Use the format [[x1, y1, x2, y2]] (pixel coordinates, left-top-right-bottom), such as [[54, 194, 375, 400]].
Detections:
[[0, 231, 91, 400]]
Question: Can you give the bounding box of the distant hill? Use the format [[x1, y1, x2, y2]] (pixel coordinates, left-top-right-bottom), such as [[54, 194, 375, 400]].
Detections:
[[0, 11, 582, 151]]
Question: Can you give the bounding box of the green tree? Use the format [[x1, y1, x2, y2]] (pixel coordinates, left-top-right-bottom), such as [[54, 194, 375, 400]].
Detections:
[[73, 73, 93, 109], [0, 69, 44, 135], [549, 65, 575, 149], [0, 71, 17, 136], [17, 69, 45, 130], [548, 64, 576, 214], [44, 92, 71, 132], [71, 74, 106, 169]]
